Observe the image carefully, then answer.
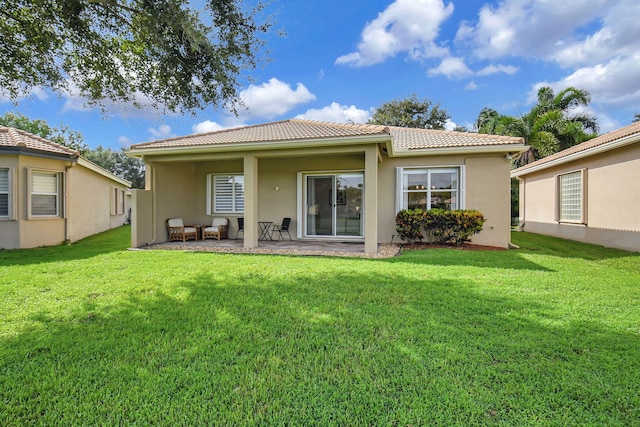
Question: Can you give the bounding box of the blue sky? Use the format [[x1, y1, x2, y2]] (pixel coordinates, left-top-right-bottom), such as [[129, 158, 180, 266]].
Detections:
[[2, 0, 638, 150]]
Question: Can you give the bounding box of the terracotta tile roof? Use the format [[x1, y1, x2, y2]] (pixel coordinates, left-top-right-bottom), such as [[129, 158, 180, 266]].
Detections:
[[512, 121, 640, 175], [131, 119, 389, 149], [388, 126, 524, 150], [0, 126, 79, 157], [129, 119, 526, 152]]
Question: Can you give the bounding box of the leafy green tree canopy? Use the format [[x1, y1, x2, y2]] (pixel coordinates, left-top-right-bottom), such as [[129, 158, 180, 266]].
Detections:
[[0, 0, 273, 114], [476, 87, 599, 165], [368, 94, 450, 130], [0, 112, 89, 154]]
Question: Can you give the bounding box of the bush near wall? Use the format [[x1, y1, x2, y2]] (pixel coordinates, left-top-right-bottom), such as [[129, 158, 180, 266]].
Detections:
[[395, 209, 425, 244], [396, 209, 486, 246]]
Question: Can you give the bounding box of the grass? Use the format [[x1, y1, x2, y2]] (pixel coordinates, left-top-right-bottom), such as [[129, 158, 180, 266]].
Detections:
[[1, 226, 639, 426]]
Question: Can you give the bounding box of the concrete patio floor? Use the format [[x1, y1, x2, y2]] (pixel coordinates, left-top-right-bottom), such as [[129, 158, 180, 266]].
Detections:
[[145, 238, 400, 258]]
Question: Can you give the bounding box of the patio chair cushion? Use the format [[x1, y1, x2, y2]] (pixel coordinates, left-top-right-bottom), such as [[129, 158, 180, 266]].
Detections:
[[203, 217, 228, 240], [166, 217, 198, 242], [167, 218, 184, 228]]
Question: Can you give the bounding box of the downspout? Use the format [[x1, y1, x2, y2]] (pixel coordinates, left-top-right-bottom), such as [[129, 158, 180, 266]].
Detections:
[[64, 161, 75, 243], [148, 160, 157, 245], [509, 176, 525, 249]]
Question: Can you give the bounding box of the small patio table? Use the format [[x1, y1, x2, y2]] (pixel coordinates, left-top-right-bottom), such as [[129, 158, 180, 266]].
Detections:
[[258, 221, 273, 241], [194, 225, 204, 240]]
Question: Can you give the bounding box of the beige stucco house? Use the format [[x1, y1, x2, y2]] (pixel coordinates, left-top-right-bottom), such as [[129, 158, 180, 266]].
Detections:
[[0, 126, 132, 250], [127, 119, 527, 253], [511, 121, 640, 252]]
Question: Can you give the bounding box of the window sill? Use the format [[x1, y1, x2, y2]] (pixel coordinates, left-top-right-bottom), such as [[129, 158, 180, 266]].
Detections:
[[557, 220, 587, 226], [27, 216, 64, 220]]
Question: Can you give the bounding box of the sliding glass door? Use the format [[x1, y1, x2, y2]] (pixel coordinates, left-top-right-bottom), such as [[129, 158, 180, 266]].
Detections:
[[306, 173, 363, 237]]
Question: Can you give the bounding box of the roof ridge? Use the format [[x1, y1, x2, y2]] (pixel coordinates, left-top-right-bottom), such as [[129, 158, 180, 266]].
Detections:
[[132, 119, 297, 148], [290, 118, 388, 133], [386, 126, 524, 141]]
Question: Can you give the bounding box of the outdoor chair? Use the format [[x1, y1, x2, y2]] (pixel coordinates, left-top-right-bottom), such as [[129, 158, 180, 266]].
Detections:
[[272, 217, 292, 241], [234, 217, 244, 240], [203, 217, 228, 240], [166, 218, 198, 242]]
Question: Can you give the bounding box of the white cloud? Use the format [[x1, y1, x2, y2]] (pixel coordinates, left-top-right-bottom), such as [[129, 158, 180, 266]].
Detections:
[[234, 78, 316, 120], [455, 0, 611, 60], [530, 53, 640, 110], [465, 81, 478, 91], [118, 136, 134, 148], [295, 102, 372, 124], [147, 124, 175, 140], [444, 119, 457, 131], [427, 57, 473, 78], [61, 81, 172, 120], [336, 0, 454, 67], [477, 64, 518, 76], [0, 86, 49, 103], [192, 120, 227, 134], [551, 1, 640, 68]]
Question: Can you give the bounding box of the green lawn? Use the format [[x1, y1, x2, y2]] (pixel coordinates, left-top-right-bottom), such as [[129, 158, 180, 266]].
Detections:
[[1, 227, 638, 426]]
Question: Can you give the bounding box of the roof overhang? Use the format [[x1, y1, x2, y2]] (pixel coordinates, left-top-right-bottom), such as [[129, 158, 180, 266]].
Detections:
[[511, 133, 640, 178], [127, 134, 391, 158], [77, 157, 132, 187], [0, 145, 78, 161]]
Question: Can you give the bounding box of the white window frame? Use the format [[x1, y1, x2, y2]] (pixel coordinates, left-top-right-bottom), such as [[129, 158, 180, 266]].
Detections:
[[556, 169, 587, 224], [111, 188, 126, 216], [28, 169, 63, 218], [395, 166, 465, 212], [119, 189, 125, 215], [206, 173, 245, 215], [0, 167, 14, 219]]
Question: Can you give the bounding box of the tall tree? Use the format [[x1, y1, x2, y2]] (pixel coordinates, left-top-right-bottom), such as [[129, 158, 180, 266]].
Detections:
[[0, 0, 273, 114], [368, 94, 450, 130], [633, 113, 640, 122], [0, 112, 90, 154], [85, 146, 145, 189], [476, 87, 598, 166]]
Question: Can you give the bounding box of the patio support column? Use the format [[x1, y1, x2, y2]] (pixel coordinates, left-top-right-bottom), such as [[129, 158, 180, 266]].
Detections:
[[364, 145, 378, 254], [243, 154, 259, 248]]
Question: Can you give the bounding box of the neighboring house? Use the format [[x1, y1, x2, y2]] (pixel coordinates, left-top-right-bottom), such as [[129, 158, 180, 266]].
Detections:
[[0, 126, 132, 250], [127, 119, 527, 253], [511, 121, 640, 252]]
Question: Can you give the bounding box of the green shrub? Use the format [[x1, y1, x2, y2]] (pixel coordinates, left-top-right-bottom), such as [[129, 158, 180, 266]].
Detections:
[[395, 209, 424, 244], [424, 209, 486, 245]]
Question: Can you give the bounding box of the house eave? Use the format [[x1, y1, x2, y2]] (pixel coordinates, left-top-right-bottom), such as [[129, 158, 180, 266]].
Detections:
[[511, 134, 639, 178], [127, 134, 391, 158], [389, 143, 529, 157], [77, 157, 132, 187], [0, 146, 78, 161]]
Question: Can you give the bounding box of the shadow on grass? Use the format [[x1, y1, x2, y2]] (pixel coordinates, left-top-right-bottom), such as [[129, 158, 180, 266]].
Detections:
[[0, 225, 130, 267], [511, 231, 638, 261], [2, 269, 638, 425], [389, 245, 555, 271]]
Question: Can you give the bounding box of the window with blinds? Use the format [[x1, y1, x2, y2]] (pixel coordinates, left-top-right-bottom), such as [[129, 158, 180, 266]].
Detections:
[[208, 174, 244, 214], [31, 171, 60, 216], [0, 168, 9, 218], [558, 171, 583, 222]]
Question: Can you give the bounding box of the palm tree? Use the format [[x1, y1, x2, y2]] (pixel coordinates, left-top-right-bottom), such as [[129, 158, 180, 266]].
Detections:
[[476, 86, 599, 166]]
